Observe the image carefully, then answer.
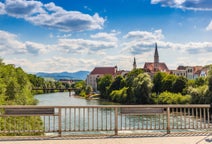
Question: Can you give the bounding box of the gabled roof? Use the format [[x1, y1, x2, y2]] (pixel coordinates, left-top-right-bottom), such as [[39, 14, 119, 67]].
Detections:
[[193, 66, 203, 74], [90, 67, 116, 75], [144, 62, 169, 72]]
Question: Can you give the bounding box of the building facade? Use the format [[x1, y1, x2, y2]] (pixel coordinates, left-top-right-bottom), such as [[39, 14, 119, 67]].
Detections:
[[143, 43, 169, 75], [86, 66, 130, 92], [170, 66, 208, 79]]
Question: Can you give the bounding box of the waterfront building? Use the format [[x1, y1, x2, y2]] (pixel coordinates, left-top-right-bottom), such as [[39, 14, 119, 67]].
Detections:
[[86, 66, 128, 92]]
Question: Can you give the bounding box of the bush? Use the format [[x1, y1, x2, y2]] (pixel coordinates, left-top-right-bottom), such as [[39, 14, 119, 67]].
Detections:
[[187, 85, 209, 104], [158, 91, 191, 104], [109, 87, 128, 103]]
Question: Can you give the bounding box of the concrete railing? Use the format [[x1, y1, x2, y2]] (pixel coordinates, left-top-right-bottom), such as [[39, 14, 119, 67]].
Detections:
[[0, 105, 211, 136]]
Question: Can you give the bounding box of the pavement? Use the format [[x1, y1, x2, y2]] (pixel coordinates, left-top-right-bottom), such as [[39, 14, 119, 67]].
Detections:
[[1, 134, 212, 144]]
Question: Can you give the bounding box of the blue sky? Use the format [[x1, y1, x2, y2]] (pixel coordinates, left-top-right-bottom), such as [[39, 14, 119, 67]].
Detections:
[[0, 0, 212, 73]]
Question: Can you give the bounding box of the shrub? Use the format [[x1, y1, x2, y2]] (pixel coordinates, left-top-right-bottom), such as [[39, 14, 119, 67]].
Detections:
[[158, 91, 191, 104]]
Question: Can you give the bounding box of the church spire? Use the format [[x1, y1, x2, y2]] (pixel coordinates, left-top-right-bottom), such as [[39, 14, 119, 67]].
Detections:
[[154, 43, 159, 71], [133, 57, 137, 69], [154, 43, 159, 63]]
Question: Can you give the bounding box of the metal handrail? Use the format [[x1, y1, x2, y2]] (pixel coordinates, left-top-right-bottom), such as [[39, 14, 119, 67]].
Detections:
[[0, 105, 211, 136]]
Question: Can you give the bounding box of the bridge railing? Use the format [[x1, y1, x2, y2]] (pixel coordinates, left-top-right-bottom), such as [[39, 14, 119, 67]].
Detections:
[[0, 105, 211, 136]]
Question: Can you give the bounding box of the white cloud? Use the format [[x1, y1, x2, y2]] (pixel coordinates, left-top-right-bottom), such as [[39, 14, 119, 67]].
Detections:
[[0, 30, 26, 54], [122, 29, 164, 54], [56, 33, 72, 38], [0, 2, 5, 14], [206, 20, 212, 31], [57, 38, 117, 54], [175, 0, 186, 5], [4, 0, 44, 18], [14, 57, 97, 72], [122, 29, 212, 55], [123, 29, 164, 41], [25, 41, 49, 55], [151, 0, 212, 11], [0, 30, 50, 55], [90, 32, 119, 42], [1, 0, 105, 32]]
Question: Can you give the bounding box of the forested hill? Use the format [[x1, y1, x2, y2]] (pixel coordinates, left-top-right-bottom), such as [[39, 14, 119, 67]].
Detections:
[[36, 71, 90, 80]]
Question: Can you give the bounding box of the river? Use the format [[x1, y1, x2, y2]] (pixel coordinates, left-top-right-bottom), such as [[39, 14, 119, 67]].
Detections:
[[35, 92, 117, 106]]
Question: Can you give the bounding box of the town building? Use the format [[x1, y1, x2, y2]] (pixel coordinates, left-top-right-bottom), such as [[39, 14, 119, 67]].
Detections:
[[86, 66, 128, 92], [142, 43, 208, 79], [143, 43, 169, 75], [170, 65, 208, 79]]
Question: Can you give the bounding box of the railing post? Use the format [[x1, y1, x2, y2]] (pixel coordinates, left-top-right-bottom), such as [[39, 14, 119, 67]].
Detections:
[[58, 108, 62, 137], [166, 107, 171, 134], [114, 107, 118, 135]]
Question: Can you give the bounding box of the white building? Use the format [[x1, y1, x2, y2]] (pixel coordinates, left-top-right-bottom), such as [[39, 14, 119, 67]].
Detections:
[[86, 66, 118, 92], [171, 66, 207, 79]]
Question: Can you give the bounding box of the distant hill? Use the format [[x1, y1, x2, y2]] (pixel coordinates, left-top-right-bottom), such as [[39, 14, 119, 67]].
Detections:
[[36, 71, 90, 80]]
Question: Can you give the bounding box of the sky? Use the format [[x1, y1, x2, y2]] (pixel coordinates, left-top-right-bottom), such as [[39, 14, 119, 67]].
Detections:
[[0, 0, 212, 73]]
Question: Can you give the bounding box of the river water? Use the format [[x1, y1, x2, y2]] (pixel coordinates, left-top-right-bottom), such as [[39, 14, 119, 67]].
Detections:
[[35, 92, 117, 106], [35, 92, 120, 135], [35, 92, 204, 134]]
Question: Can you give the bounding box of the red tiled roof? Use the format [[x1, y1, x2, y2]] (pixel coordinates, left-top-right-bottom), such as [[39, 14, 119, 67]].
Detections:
[[143, 62, 169, 72], [193, 66, 203, 74], [90, 67, 116, 75]]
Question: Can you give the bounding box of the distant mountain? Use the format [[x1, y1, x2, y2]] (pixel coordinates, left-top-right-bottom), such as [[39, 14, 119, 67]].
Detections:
[[36, 71, 90, 80]]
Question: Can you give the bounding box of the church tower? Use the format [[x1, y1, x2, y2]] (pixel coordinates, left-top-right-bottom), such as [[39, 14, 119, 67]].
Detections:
[[133, 57, 137, 69], [154, 43, 159, 71]]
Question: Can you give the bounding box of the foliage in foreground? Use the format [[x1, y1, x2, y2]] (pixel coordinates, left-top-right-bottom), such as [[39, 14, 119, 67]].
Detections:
[[0, 59, 43, 135]]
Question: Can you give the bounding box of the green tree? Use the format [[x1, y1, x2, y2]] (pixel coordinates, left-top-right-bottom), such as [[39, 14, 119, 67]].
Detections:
[[73, 81, 86, 95], [97, 74, 113, 99], [187, 85, 209, 104], [158, 91, 191, 104], [6, 78, 19, 101], [207, 66, 212, 103], [131, 73, 153, 104], [110, 87, 128, 103], [161, 74, 177, 92], [85, 85, 93, 95], [195, 77, 206, 87], [109, 75, 125, 93], [172, 76, 187, 94], [0, 61, 37, 105], [152, 72, 166, 94], [125, 69, 143, 86], [208, 66, 212, 91]]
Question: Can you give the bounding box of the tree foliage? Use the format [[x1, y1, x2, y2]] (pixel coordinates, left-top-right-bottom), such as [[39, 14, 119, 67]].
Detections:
[[110, 87, 128, 103], [152, 72, 166, 93], [131, 73, 153, 104], [0, 59, 43, 135], [157, 91, 191, 104], [153, 72, 187, 94], [0, 62, 36, 105], [97, 74, 113, 99]]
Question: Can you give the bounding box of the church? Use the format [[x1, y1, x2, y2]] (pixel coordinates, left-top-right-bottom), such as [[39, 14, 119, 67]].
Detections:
[[143, 43, 169, 75]]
